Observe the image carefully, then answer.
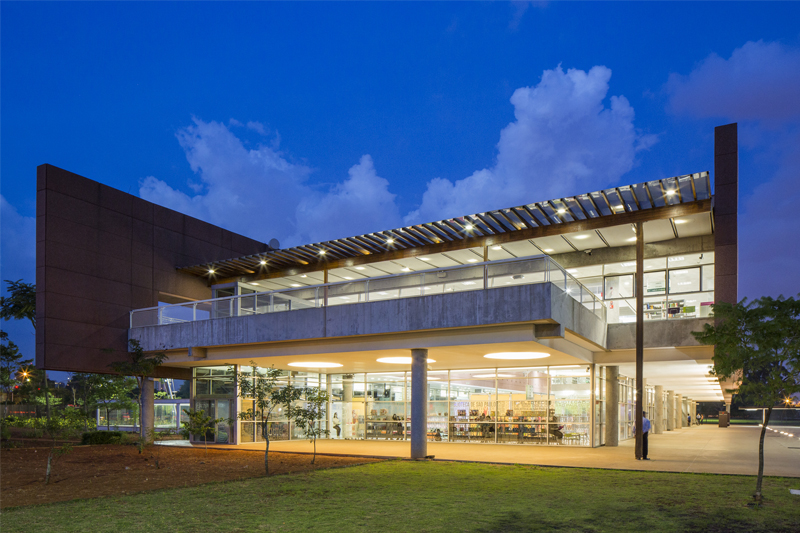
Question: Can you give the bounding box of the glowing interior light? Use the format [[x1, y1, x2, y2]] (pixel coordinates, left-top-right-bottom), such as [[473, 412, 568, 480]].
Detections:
[[319, 249, 326, 255], [557, 208, 566, 215], [666, 190, 676, 196], [343, 276, 353, 280], [674, 219, 688, 224], [377, 357, 436, 364], [291, 284, 301, 287], [401, 267, 411, 272], [208, 269, 215, 274], [484, 352, 550, 360], [467, 259, 478, 263], [573, 235, 590, 240], [300, 274, 307, 278], [491, 245, 502, 250], [260, 260, 267, 265], [287, 362, 343, 368], [386, 238, 395, 244], [464, 224, 474, 231], [419, 257, 431, 261], [543, 249, 554, 253]]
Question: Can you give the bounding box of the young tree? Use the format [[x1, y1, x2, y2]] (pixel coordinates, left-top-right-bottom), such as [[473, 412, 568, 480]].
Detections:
[[108, 339, 166, 452], [71, 373, 137, 430], [180, 408, 223, 456], [290, 387, 330, 464], [0, 280, 36, 328], [0, 331, 32, 402], [230, 362, 303, 475], [693, 295, 800, 504]]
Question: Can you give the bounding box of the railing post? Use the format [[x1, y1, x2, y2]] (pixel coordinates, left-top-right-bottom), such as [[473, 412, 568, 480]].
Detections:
[[193, 303, 197, 322], [130, 311, 133, 329], [365, 280, 369, 302], [483, 263, 488, 289], [270, 294, 274, 313], [157, 306, 163, 326]]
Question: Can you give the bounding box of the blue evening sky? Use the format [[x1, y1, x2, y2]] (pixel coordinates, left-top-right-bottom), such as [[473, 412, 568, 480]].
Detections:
[[2, 2, 800, 379]]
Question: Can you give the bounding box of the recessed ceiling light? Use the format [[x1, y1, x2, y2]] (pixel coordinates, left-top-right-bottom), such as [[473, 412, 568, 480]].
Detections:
[[300, 274, 307, 278], [291, 283, 301, 287], [464, 224, 474, 231], [567, 268, 578, 274], [573, 235, 590, 240], [208, 269, 215, 274], [386, 238, 395, 244], [287, 362, 343, 368], [401, 267, 411, 272], [674, 219, 688, 224], [627, 237, 637, 242], [377, 357, 436, 364], [666, 189, 676, 196], [543, 249, 554, 253], [473, 373, 516, 378], [491, 245, 502, 251], [260, 260, 267, 265], [343, 276, 353, 280], [467, 258, 478, 263], [557, 208, 566, 215], [484, 352, 551, 360], [355, 266, 365, 270], [319, 250, 326, 255], [419, 257, 430, 261]]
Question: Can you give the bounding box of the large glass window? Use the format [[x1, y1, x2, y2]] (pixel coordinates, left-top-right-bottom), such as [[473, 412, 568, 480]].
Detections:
[[668, 268, 700, 294]]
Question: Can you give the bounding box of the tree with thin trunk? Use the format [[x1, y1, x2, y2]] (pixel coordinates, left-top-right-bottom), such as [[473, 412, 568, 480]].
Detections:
[[0, 331, 32, 403], [692, 295, 800, 505], [290, 387, 330, 464], [108, 340, 166, 453], [180, 408, 222, 457], [230, 362, 303, 475]]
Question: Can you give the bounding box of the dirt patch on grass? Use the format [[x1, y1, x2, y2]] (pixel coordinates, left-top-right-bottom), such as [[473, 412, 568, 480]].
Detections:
[[1, 444, 385, 509]]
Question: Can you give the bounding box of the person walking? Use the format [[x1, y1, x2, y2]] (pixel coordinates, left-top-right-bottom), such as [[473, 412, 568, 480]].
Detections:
[[688, 413, 692, 427], [635, 412, 651, 460], [696, 413, 702, 426]]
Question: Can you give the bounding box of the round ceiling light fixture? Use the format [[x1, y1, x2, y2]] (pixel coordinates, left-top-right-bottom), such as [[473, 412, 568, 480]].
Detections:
[[287, 362, 343, 368], [376, 357, 436, 364], [484, 352, 550, 360]]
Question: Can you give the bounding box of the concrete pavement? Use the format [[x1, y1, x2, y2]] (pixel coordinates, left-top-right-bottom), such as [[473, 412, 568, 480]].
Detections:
[[206, 424, 800, 477]]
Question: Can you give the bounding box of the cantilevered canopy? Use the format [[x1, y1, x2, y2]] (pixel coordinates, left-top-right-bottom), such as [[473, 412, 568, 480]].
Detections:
[[179, 172, 712, 283]]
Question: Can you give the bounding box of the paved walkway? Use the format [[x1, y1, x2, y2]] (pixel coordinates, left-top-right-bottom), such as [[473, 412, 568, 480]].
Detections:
[[202, 425, 800, 477]]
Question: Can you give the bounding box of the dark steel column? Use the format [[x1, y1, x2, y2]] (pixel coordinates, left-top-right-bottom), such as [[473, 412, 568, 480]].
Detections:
[[635, 221, 644, 460]]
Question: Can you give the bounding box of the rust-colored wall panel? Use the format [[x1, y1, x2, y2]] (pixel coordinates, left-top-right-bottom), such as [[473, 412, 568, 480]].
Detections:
[[36, 164, 266, 377], [714, 123, 738, 306]]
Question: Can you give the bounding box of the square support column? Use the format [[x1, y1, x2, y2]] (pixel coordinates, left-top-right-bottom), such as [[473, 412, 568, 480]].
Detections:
[[604, 366, 619, 447], [654, 385, 664, 434], [410, 349, 428, 459], [666, 390, 675, 431]]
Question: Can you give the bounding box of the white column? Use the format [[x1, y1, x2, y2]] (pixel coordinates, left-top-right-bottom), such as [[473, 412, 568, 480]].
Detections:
[[666, 390, 675, 431], [654, 385, 664, 434], [410, 349, 428, 459]]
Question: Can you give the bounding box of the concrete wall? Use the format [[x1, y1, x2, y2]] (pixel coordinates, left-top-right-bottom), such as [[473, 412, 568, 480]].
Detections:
[[606, 317, 712, 350], [131, 282, 607, 352], [36, 165, 266, 377]]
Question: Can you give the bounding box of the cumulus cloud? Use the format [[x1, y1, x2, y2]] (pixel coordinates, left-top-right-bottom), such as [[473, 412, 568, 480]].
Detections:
[[667, 40, 800, 122], [292, 155, 401, 244], [405, 65, 656, 224], [139, 117, 398, 246], [667, 40, 800, 299], [140, 117, 313, 243]]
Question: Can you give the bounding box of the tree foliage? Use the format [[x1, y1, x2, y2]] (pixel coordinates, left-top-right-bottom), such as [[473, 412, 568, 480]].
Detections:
[[692, 295, 800, 503], [290, 387, 330, 464], [108, 339, 166, 451], [180, 408, 222, 456], [0, 331, 32, 400], [230, 362, 303, 475], [0, 280, 36, 328]]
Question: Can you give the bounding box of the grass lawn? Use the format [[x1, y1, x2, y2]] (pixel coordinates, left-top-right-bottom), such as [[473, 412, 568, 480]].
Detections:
[[4, 461, 799, 532]]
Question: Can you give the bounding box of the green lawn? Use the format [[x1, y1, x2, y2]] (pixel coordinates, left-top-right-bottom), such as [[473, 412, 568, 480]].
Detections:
[[4, 461, 800, 532]]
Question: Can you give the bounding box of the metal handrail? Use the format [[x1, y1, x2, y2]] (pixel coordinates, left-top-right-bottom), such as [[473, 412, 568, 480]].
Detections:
[[130, 254, 605, 327]]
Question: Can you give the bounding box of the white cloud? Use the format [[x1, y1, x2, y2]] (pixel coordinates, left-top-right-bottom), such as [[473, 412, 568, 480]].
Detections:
[[405, 65, 656, 224], [667, 40, 800, 122], [292, 155, 401, 244], [666, 41, 800, 300], [139, 118, 399, 246]]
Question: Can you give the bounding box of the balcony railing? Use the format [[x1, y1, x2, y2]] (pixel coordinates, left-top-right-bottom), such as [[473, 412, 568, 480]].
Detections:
[[130, 255, 606, 328]]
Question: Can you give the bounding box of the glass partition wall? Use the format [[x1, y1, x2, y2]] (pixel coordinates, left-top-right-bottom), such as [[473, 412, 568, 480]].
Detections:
[[194, 365, 599, 447]]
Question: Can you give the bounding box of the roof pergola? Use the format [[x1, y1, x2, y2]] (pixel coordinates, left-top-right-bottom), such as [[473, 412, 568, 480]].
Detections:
[[179, 172, 712, 284]]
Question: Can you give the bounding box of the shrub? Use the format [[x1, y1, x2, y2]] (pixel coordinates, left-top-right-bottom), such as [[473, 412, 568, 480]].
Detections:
[[81, 430, 123, 445]]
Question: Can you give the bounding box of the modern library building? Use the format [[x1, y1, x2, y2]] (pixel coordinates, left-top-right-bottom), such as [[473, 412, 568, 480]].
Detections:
[[35, 124, 739, 456]]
